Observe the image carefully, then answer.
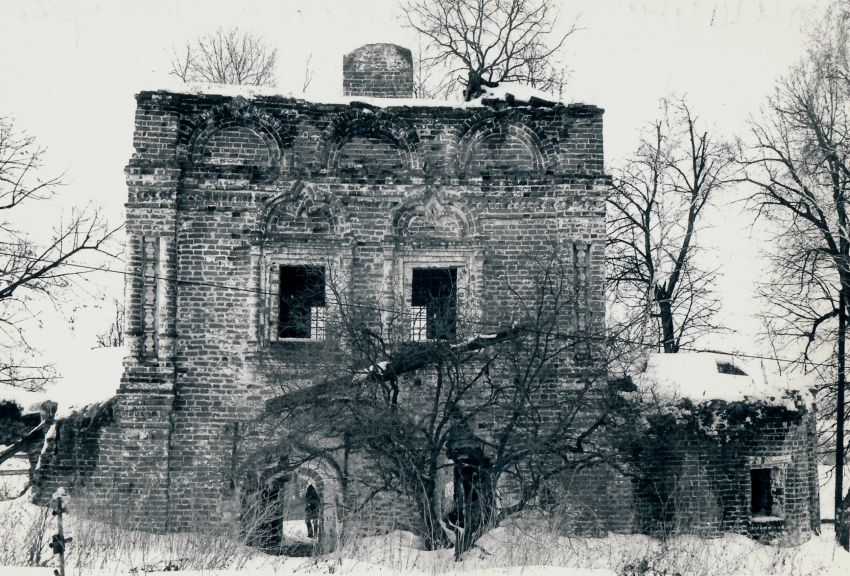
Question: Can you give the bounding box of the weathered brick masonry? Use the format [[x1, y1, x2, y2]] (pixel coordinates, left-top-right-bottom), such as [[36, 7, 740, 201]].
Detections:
[[343, 44, 413, 98], [620, 395, 820, 544], [32, 43, 607, 535], [30, 43, 818, 545]]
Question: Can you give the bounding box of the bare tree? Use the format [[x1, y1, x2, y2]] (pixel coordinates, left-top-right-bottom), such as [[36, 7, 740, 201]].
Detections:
[[411, 43, 455, 100], [169, 27, 278, 86], [0, 117, 117, 390], [607, 98, 736, 363], [301, 53, 315, 94], [259, 248, 613, 554], [757, 230, 848, 503], [740, 2, 850, 548], [402, 0, 576, 100], [94, 297, 125, 349]]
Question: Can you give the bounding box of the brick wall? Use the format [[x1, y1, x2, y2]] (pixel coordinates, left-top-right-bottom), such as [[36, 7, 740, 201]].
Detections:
[[102, 89, 608, 537]]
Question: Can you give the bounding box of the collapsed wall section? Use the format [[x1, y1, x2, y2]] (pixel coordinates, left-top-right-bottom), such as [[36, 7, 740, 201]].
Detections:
[[622, 397, 819, 544]]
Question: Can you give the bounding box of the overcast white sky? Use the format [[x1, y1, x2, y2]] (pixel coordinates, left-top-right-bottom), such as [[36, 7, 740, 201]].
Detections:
[[0, 0, 832, 383]]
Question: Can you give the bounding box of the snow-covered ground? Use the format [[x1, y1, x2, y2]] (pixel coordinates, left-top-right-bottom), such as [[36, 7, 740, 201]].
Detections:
[[4, 349, 848, 575], [0, 493, 848, 576]]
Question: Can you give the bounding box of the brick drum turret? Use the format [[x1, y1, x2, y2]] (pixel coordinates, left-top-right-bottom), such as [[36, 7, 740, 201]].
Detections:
[[343, 43, 413, 98]]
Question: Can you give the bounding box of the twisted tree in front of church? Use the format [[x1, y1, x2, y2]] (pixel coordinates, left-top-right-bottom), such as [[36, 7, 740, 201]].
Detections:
[[260, 248, 617, 554]]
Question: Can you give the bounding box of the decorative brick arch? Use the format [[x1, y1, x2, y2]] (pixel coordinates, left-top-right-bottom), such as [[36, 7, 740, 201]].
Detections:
[[180, 98, 291, 179], [261, 181, 350, 238], [320, 111, 421, 174], [286, 459, 344, 548], [389, 186, 478, 241], [455, 113, 552, 177], [243, 453, 343, 552]]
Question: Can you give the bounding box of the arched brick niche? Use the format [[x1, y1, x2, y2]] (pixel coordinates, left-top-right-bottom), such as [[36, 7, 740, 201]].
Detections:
[[382, 187, 483, 345], [390, 187, 477, 241], [253, 182, 352, 348], [260, 181, 349, 238], [180, 99, 290, 181], [322, 112, 420, 177], [455, 115, 552, 178], [199, 124, 273, 166]]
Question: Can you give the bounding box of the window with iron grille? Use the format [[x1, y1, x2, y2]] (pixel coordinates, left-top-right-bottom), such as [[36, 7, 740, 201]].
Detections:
[[278, 265, 326, 339], [410, 306, 428, 342], [411, 267, 457, 341]]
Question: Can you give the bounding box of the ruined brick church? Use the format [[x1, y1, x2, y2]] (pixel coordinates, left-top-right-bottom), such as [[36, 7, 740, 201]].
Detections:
[[31, 44, 820, 548]]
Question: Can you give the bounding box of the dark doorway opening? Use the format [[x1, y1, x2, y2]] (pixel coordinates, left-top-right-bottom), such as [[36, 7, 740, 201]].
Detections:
[[243, 475, 323, 557], [751, 468, 774, 517]]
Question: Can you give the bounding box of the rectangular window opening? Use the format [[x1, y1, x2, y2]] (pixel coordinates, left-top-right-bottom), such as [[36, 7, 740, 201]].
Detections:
[[750, 468, 773, 517], [411, 267, 457, 341], [278, 265, 325, 340]]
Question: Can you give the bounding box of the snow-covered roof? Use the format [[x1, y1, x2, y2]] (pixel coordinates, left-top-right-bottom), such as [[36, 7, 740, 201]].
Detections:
[[635, 352, 807, 410], [143, 80, 580, 110], [0, 347, 125, 419]]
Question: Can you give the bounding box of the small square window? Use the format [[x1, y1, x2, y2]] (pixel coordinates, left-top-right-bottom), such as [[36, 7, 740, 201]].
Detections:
[[278, 265, 325, 340], [717, 361, 747, 375], [411, 268, 457, 341], [751, 468, 773, 517]]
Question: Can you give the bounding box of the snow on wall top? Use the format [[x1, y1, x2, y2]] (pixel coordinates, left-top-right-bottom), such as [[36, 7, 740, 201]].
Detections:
[[145, 80, 572, 109], [344, 43, 413, 70], [0, 347, 125, 418], [635, 352, 808, 410], [478, 82, 559, 104]]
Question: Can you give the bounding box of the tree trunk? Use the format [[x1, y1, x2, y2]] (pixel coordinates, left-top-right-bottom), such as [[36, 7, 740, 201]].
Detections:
[[837, 287, 848, 549], [463, 70, 499, 101], [418, 477, 442, 551], [655, 289, 678, 353]]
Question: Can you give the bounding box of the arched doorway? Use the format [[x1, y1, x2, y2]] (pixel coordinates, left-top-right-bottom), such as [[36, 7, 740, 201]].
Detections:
[[242, 459, 340, 556], [278, 476, 323, 555], [242, 472, 288, 554]]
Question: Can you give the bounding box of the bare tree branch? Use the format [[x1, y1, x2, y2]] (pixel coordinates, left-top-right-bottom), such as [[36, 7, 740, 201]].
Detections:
[[741, 1, 850, 549], [607, 97, 737, 368], [94, 297, 125, 348], [0, 117, 120, 390], [258, 247, 611, 553], [402, 0, 576, 100], [169, 27, 278, 87]]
